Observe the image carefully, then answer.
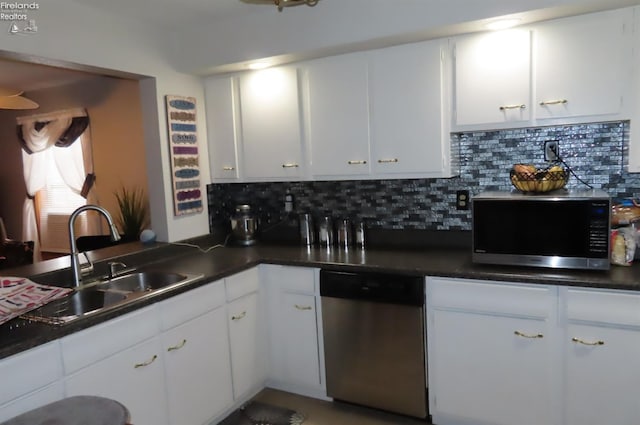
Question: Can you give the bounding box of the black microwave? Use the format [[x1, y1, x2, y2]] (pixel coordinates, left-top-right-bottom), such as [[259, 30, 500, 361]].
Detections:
[[472, 190, 611, 270]]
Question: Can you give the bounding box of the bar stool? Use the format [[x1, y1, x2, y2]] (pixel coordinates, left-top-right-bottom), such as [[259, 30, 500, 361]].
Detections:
[[0, 396, 132, 425]]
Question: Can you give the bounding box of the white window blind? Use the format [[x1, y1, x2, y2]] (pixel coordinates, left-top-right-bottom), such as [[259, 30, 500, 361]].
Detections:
[[38, 147, 86, 253]]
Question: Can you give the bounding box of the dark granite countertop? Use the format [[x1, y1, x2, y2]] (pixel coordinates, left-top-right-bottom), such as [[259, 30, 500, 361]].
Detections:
[[2, 234, 640, 360]]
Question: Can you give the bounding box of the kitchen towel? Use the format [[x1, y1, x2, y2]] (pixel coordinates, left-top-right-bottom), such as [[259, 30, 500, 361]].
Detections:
[[0, 277, 72, 325]]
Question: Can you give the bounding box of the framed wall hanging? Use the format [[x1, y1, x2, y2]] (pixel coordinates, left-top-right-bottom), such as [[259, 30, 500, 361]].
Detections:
[[165, 95, 203, 216]]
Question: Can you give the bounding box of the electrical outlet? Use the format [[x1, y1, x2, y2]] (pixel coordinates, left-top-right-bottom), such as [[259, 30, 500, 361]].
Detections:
[[544, 140, 559, 162], [456, 190, 470, 210]]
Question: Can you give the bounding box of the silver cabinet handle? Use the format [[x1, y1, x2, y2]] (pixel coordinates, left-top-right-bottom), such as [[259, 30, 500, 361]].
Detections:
[[134, 354, 158, 368], [377, 158, 399, 163], [231, 311, 247, 321], [347, 160, 367, 165], [294, 304, 313, 311], [222, 166, 235, 171], [167, 339, 187, 352], [282, 163, 299, 168], [572, 337, 604, 346], [514, 330, 544, 339], [539, 99, 568, 106], [499, 104, 526, 111]]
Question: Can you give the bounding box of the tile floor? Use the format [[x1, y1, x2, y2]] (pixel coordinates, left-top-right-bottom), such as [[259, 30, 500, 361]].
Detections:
[[253, 388, 432, 425]]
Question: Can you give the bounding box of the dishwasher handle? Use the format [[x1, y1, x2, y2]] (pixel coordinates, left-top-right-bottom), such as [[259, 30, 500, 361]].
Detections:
[[320, 269, 424, 306]]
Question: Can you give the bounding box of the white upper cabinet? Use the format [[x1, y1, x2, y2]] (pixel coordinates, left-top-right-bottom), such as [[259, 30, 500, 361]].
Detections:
[[370, 39, 455, 177], [239, 66, 304, 181], [535, 9, 631, 122], [303, 53, 371, 179], [205, 76, 240, 181], [453, 28, 532, 128]]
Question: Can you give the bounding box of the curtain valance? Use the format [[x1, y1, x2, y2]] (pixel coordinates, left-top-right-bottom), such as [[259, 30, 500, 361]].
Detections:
[[16, 108, 89, 154]]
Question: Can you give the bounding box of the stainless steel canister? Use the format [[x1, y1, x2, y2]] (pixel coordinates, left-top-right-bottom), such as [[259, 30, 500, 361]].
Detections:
[[354, 220, 366, 249], [337, 218, 353, 248], [318, 216, 334, 247], [299, 213, 315, 246]]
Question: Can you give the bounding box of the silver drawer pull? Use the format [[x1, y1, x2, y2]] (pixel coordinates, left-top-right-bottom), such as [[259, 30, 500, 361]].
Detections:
[[347, 160, 367, 165], [499, 104, 526, 111], [539, 99, 568, 106], [572, 337, 604, 346], [282, 163, 299, 168], [232, 311, 247, 321], [134, 354, 158, 369], [514, 330, 544, 339], [294, 304, 312, 311], [222, 166, 235, 171], [377, 158, 399, 163], [167, 339, 187, 352]]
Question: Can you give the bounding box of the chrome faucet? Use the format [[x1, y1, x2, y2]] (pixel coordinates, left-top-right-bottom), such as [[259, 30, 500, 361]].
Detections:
[[68, 205, 121, 287]]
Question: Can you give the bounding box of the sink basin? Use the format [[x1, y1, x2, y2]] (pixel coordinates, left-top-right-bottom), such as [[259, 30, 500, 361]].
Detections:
[[96, 270, 191, 292], [23, 270, 203, 326], [23, 289, 128, 325]]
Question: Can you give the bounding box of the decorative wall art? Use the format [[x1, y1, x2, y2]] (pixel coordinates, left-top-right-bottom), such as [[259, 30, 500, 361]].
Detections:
[[165, 95, 203, 216]]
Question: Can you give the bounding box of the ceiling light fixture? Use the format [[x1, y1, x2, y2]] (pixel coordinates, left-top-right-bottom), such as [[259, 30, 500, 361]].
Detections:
[[0, 92, 39, 110], [274, 0, 318, 11]]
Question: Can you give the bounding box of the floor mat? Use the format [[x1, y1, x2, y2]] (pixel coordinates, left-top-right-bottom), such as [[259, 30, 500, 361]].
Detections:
[[219, 400, 305, 425]]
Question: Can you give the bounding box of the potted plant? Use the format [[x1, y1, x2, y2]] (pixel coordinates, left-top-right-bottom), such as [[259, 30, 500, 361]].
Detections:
[[114, 185, 149, 241]]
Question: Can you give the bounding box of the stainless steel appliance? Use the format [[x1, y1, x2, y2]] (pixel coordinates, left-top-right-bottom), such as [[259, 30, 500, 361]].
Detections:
[[320, 270, 428, 419], [472, 189, 611, 270], [230, 204, 259, 246]]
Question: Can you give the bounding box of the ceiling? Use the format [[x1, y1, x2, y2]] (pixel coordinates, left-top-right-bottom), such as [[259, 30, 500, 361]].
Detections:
[[0, 59, 100, 94]]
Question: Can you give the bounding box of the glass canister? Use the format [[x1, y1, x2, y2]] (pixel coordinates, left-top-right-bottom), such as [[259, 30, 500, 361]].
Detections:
[[318, 216, 334, 247]]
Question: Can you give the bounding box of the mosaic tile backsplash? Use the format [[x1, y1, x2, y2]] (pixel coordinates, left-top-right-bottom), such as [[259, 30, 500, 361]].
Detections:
[[207, 120, 640, 231]]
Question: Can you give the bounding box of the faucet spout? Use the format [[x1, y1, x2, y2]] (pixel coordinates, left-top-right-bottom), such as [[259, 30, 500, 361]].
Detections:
[[69, 205, 121, 288]]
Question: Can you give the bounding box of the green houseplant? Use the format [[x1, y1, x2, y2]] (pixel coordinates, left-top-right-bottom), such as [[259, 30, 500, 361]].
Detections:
[[114, 186, 149, 241]]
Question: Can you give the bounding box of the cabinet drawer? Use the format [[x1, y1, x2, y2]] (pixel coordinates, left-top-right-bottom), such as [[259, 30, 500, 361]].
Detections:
[[272, 266, 316, 294], [0, 341, 62, 405], [566, 288, 640, 327], [61, 305, 159, 374], [159, 280, 225, 331], [225, 267, 259, 301], [428, 277, 554, 318]]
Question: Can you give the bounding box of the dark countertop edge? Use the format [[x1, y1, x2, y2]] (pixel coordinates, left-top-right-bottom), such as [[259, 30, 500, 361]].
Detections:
[[3, 237, 640, 360]]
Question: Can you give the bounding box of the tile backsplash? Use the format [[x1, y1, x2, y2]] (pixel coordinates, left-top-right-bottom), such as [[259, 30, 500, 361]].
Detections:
[[207, 120, 639, 231]]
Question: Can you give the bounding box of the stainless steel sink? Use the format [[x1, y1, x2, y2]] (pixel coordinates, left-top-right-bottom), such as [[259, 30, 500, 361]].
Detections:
[[95, 270, 193, 293], [23, 269, 203, 325]]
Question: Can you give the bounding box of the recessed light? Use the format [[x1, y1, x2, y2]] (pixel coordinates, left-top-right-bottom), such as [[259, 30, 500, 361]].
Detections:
[[485, 18, 522, 31]]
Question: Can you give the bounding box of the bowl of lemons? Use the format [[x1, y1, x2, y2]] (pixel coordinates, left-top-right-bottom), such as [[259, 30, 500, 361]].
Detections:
[[510, 163, 568, 193]]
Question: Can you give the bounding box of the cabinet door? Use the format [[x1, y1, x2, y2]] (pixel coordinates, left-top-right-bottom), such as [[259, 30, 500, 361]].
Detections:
[[227, 291, 265, 399], [65, 337, 167, 425], [163, 307, 233, 425], [454, 29, 531, 127], [370, 40, 451, 176], [0, 382, 64, 422], [205, 76, 240, 181], [427, 278, 555, 425], [239, 66, 303, 180], [305, 53, 370, 178], [272, 292, 321, 389], [564, 288, 640, 425], [535, 9, 630, 121]]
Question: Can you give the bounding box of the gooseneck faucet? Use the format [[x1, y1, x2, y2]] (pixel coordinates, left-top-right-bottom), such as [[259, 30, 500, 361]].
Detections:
[[69, 205, 121, 287]]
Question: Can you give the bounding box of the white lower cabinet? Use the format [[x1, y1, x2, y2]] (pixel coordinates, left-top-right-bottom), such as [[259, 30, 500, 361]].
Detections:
[[64, 336, 167, 425], [62, 306, 167, 425], [562, 287, 640, 425], [427, 277, 555, 425], [226, 267, 267, 401], [263, 265, 325, 399], [160, 280, 233, 425], [0, 341, 63, 422]]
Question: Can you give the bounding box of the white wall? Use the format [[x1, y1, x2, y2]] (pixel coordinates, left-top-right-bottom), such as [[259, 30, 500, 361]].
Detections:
[[0, 0, 211, 242]]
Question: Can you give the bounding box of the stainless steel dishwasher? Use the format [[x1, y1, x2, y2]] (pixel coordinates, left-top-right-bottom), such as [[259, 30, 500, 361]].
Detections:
[[320, 269, 427, 419]]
